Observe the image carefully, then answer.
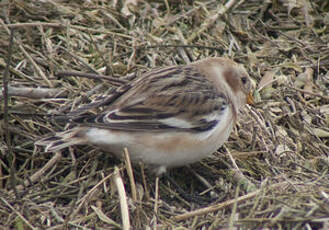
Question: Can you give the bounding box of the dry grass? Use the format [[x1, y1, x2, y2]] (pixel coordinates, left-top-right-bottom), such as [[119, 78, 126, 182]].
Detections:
[[1, 0, 329, 229]]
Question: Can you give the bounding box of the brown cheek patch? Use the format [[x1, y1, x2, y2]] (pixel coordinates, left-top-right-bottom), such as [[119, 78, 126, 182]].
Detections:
[[223, 69, 240, 93]]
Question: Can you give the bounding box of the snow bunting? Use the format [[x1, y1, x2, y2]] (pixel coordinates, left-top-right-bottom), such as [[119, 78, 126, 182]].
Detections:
[[36, 57, 254, 175]]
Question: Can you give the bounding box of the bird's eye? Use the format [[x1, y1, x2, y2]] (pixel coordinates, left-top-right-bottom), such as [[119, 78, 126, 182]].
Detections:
[[241, 76, 248, 84]]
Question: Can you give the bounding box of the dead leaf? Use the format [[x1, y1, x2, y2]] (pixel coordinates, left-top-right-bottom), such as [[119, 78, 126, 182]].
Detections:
[[294, 67, 314, 99], [258, 69, 277, 91], [121, 0, 140, 16]]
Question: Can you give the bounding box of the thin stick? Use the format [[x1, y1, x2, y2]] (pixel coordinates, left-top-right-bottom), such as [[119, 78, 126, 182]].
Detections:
[[4, 22, 133, 39], [224, 146, 257, 192], [2, 28, 16, 192], [69, 169, 115, 222], [154, 176, 160, 214], [17, 42, 53, 87], [289, 86, 329, 100], [140, 162, 150, 200], [172, 182, 288, 221], [153, 176, 160, 230], [0, 86, 67, 99], [56, 71, 128, 87], [0, 197, 37, 230], [15, 151, 62, 191], [136, 44, 224, 53], [113, 167, 131, 230], [228, 184, 240, 229], [224, 145, 240, 171], [124, 148, 137, 201], [187, 0, 238, 42]]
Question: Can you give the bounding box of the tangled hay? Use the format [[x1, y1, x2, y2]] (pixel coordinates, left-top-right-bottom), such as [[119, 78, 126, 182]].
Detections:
[[0, 0, 328, 229]]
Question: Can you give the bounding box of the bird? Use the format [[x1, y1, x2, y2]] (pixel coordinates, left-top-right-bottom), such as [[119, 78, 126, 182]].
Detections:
[[36, 57, 254, 175]]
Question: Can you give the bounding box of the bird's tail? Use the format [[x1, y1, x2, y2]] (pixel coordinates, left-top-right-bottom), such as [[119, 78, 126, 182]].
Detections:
[[35, 128, 86, 152]]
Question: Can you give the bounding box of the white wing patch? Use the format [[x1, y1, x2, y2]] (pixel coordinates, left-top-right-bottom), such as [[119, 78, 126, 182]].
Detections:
[[161, 117, 194, 128], [85, 128, 131, 145], [198, 107, 232, 140]]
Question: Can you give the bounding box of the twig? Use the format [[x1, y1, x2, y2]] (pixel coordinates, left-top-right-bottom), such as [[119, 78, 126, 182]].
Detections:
[[288, 86, 329, 100], [124, 148, 137, 202], [153, 176, 160, 230], [0, 197, 37, 230], [224, 146, 257, 192], [187, 0, 238, 42], [2, 27, 16, 192], [0, 57, 37, 82], [154, 177, 160, 214], [113, 166, 131, 230], [17, 42, 53, 87], [188, 167, 220, 198], [0, 86, 67, 99], [58, 47, 101, 75], [56, 71, 128, 87], [91, 205, 122, 228], [163, 0, 217, 26], [228, 184, 240, 230], [136, 44, 225, 53], [4, 22, 133, 39], [73, 170, 114, 215], [172, 182, 288, 221], [64, 169, 115, 226], [224, 145, 240, 171], [15, 151, 62, 191], [140, 162, 150, 201]]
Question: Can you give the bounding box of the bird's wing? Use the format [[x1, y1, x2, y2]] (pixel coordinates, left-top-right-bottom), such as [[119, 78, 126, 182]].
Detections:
[[70, 65, 230, 132]]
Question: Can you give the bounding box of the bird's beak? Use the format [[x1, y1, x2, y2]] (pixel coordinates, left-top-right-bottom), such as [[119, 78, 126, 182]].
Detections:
[[247, 92, 254, 105]]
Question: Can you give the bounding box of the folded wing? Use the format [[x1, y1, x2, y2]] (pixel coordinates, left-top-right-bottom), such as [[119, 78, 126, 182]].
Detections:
[[69, 66, 229, 133]]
